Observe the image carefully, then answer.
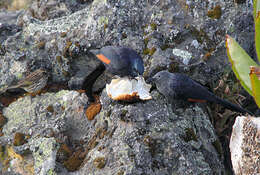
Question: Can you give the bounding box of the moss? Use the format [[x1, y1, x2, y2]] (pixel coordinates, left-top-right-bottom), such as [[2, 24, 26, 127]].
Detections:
[[93, 157, 106, 169], [57, 144, 72, 163], [212, 140, 223, 156], [183, 128, 198, 142], [60, 32, 67, 37], [109, 126, 117, 138], [190, 27, 210, 44], [104, 23, 108, 30], [63, 41, 72, 58], [143, 135, 153, 146], [74, 41, 80, 47], [0, 145, 6, 161], [143, 48, 150, 55], [0, 145, 10, 171], [62, 70, 70, 77], [119, 109, 128, 121], [117, 170, 125, 175], [47, 169, 57, 175], [150, 23, 157, 30], [87, 133, 99, 150], [149, 47, 156, 56], [234, 0, 246, 3], [168, 61, 179, 73], [0, 113, 7, 128], [46, 105, 54, 113], [63, 151, 83, 171], [144, 37, 150, 46], [106, 110, 112, 118], [122, 33, 127, 39], [0, 128, 3, 137], [160, 44, 170, 50], [121, 109, 128, 117], [143, 135, 156, 156], [13, 132, 27, 146], [56, 56, 62, 64], [37, 41, 46, 49], [98, 145, 105, 151], [207, 5, 222, 19]]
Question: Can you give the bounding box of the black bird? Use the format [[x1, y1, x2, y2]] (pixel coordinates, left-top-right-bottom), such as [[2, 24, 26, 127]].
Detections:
[[83, 46, 144, 102], [148, 70, 253, 115]]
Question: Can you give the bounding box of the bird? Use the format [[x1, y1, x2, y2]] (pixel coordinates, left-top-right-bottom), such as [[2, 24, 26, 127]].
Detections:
[[148, 70, 253, 115], [83, 46, 144, 102], [5, 69, 49, 93]]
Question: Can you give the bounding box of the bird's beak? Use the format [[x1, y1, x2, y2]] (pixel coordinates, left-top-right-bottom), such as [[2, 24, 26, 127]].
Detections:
[[146, 77, 155, 84]]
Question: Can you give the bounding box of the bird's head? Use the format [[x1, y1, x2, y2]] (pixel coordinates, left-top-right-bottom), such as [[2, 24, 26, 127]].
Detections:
[[147, 71, 169, 87]]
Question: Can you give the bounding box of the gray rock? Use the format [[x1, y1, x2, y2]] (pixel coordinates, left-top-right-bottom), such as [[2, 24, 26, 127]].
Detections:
[[1, 90, 90, 144], [230, 116, 260, 175], [69, 90, 224, 175], [29, 137, 59, 175], [0, 0, 256, 174]]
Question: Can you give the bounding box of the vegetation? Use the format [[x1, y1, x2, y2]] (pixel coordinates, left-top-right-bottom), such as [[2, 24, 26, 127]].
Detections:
[[226, 0, 260, 108]]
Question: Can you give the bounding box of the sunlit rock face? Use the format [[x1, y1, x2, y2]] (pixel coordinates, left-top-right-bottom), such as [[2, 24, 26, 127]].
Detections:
[[106, 76, 152, 101], [230, 116, 260, 175]]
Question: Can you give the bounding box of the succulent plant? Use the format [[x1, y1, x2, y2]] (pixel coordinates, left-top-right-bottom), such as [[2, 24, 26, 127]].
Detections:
[[226, 0, 260, 108]]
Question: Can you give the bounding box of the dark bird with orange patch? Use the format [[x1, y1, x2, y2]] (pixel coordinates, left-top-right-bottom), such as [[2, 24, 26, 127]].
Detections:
[[83, 46, 144, 102], [91, 46, 144, 77], [148, 71, 253, 115]]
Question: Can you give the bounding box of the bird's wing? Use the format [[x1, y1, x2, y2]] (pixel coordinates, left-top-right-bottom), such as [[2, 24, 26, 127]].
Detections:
[[170, 73, 215, 102], [99, 46, 130, 76]]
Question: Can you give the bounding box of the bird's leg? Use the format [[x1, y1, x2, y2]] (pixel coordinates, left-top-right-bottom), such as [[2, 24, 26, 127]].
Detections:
[[82, 63, 106, 102]]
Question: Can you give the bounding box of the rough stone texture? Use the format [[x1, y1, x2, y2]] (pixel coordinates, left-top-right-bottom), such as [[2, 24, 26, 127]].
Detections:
[[230, 116, 260, 175], [0, 89, 224, 175], [1, 90, 91, 143], [0, 0, 257, 174], [69, 90, 224, 175]]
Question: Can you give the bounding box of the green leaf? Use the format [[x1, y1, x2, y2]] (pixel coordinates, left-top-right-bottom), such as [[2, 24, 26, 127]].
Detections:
[[226, 35, 258, 96], [249, 66, 260, 108], [255, 0, 260, 62], [254, 0, 257, 21]]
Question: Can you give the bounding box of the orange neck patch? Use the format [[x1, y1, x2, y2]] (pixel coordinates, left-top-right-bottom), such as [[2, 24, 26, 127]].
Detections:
[[96, 54, 111, 64], [187, 98, 207, 103]]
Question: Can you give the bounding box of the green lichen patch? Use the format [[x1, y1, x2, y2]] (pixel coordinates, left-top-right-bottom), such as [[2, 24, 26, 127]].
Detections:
[[144, 47, 157, 56], [150, 23, 157, 30]]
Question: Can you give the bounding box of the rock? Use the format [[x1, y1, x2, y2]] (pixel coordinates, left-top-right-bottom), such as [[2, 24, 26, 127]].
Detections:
[[230, 116, 260, 175], [1, 90, 91, 143], [0, 0, 257, 174], [29, 137, 60, 175], [70, 90, 224, 175]]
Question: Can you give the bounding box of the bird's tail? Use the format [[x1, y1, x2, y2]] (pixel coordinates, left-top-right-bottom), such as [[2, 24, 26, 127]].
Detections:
[[213, 96, 253, 115]]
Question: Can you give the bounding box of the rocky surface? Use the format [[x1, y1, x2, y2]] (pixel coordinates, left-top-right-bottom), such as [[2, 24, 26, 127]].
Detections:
[[0, 0, 258, 175], [230, 116, 260, 175]]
